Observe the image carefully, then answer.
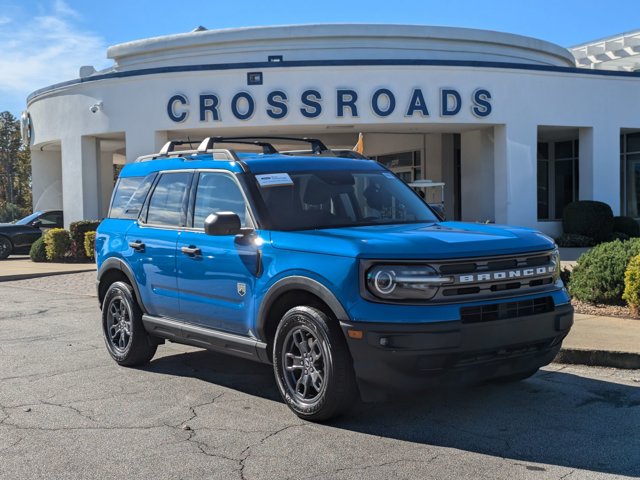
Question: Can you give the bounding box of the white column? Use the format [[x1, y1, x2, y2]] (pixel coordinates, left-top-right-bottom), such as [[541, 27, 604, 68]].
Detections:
[[461, 129, 495, 222], [60, 136, 100, 227], [125, 130, 168, 163], [98, 146, 115, 218], [441, 134, 456, 218], [424, 133, 443, 180], [579, 125, 621, 214], [493, 122, 538, 227], [31, 149, 62, 211]]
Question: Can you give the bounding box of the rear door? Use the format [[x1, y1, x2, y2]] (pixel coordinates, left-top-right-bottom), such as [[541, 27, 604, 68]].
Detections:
[[177, 170, 259, 334], [124, 171, 192, 319]]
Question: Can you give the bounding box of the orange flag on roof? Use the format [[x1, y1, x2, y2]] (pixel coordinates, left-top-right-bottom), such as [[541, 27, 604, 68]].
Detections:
[[353, 133, 364, 154]]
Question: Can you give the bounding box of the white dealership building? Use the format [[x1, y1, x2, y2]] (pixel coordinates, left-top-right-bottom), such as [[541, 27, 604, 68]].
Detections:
[[25, 24, 640, 234]]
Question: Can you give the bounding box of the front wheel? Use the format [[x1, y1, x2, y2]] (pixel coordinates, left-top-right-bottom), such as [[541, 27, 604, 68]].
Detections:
[[102, 281, 157, 366], [273, 306, 357, 421], [0, 237, 12, 260]]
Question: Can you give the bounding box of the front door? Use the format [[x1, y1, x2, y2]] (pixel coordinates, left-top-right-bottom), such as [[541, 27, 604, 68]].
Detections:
[[125, 171, 192, 319], [177, 171, 259, 335]]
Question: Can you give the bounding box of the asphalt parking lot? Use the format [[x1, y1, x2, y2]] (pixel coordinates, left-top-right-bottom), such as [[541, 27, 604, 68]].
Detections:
[[1, 273, 639, 480]]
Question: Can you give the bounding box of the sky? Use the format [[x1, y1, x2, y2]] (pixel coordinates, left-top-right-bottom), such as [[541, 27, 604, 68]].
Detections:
[[1, 0, 639, 116]]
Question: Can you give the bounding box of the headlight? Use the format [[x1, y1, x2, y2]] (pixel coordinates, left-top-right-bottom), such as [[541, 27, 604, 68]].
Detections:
[[551, 248, 561, 282], [366, 265, 452, 300]]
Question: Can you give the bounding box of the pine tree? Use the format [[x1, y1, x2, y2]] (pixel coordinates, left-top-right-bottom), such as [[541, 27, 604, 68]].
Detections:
[[0, 111, 32, 221]]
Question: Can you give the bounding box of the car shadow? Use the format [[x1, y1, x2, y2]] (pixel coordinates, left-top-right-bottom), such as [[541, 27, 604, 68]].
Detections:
[[145, 349, 640, 477]]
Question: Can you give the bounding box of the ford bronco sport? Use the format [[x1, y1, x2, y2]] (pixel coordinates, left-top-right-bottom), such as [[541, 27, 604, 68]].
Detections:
[[95, 136, 573, 421]]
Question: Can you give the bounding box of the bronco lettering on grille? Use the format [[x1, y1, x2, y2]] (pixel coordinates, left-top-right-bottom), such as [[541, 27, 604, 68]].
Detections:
[[458, 266, 555, 283]]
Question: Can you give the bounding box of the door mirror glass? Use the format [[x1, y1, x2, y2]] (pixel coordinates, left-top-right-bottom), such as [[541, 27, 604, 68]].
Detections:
[[204, 212, 241, 236]]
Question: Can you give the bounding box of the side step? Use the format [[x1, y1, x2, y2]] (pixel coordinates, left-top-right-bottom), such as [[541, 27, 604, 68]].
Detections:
[[142, 315, 270, 363]]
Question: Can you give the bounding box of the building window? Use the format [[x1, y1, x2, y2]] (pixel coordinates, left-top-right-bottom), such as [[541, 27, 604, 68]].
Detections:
[[622, 132, 640, 218], [537, 140, 579, 220], [375, 151, 422, 183]]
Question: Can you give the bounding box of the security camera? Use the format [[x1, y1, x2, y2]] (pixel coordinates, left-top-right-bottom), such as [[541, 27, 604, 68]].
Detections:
[[90, 102, 103, 113]]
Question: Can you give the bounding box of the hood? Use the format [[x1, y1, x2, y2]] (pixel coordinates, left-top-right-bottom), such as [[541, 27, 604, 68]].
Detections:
[[269, 221, 555, 259], [0, 223, 24, 230]]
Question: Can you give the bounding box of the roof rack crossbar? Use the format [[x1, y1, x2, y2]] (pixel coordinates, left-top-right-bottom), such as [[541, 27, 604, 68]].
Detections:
[[196, 136, 330, 155], [197, 137, 279, 154]]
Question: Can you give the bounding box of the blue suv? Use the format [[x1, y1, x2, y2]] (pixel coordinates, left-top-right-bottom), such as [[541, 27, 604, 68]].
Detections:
[[96, 136, 573, 421]]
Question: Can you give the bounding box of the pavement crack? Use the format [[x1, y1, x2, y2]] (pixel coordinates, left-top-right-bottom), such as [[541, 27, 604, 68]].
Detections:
[[239, 424, 306, 480], [559, 470, 575, 479], [40, 401, 99, 423]]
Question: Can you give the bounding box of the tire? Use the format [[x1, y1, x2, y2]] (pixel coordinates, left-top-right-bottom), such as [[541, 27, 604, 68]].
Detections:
[[273, 306, 357, 421], [0, 236, 12, 260], [493, 368, 539, 383], [102, 281, 157, 366]]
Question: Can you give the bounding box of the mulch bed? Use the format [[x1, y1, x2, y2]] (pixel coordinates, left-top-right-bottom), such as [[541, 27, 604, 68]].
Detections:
[[572, 298, 639, 320]]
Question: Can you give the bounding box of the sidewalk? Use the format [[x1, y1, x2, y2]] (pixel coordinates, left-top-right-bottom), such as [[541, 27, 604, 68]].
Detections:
[[556, 313, 640, 369], [0, 256, 96, 281]]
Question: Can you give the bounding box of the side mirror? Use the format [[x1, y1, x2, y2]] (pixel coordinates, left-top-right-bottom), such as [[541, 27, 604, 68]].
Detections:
[[31, 220, 43, 228], [204, 212, 241, 236]]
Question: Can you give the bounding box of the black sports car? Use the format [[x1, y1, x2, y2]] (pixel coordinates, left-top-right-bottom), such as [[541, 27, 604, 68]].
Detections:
[[0, 210, 64, 260]]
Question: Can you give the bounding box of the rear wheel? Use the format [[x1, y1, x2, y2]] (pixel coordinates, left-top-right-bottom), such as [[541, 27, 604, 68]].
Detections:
[[273, 306, 357, 421], [102, 281, 157, 366], [0, 237, 12, 260]]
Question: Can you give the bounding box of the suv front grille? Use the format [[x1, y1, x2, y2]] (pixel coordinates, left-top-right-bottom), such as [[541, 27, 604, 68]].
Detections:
[[460, 296, 554, 323], [430, 251, 558, 302]]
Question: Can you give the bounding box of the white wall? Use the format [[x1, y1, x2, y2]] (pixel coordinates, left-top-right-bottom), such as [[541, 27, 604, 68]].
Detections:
[[31, 149, 62, 211], [461, 129, 494, 222]]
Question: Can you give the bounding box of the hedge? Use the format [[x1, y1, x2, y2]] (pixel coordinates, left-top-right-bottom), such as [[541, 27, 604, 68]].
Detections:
[[623, 254, 640, 316], [84, 231, 96, 260], [555, 233, 596, 248], [29, 237, 47, 262], [613, 216, 640, 238], [44, 228, 72, 262], [69, 220, 100, 259], [569, 238, 640, 304], [562, 201, 613, 243]]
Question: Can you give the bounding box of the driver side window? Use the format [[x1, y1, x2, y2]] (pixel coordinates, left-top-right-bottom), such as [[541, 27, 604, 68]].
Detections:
[[193, 172, 251, 229]]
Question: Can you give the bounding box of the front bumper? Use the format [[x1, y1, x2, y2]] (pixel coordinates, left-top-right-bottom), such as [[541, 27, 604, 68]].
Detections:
[[341, 303, 573, 390]]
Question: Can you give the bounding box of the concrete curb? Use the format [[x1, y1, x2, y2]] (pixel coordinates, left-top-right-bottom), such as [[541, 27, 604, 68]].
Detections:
[[555, 348, 640, 369], [0, 269, 95, 283]]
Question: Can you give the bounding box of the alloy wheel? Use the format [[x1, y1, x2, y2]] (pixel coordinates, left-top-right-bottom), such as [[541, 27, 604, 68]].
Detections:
[[281, 325, 327, 402], [106, 295, 132, 353]]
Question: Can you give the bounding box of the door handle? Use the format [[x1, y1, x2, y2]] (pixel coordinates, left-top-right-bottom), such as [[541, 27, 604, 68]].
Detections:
[[129, 241, 145, 252], [181, 245, 201, 256]]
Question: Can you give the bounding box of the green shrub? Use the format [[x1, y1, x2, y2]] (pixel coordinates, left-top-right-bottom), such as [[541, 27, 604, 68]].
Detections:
[[562, 201, 614, 243], [69, 220, 100, 259], [29, 237, 48, 262], [569, 238, 640, 304], [44, 228, 72, 262], [555, 233, 596, 248], [623, 254, 640, 316], [613, 216, 640, 238], [84, 231, 96, 260]]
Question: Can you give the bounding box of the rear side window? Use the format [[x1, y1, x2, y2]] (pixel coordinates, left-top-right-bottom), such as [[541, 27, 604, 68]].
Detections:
[[109, 174, 156, 219], [145, 172, 192, 227]]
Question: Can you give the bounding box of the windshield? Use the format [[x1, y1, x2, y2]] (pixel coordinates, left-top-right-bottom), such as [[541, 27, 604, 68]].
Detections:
[[15, 212, 42, 225], [254, 170, 439, 231]]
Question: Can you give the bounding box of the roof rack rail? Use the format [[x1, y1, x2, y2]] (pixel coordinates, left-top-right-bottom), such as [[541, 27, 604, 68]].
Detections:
[[196, 136, 330, 154], [136, 147, 239, 163]]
